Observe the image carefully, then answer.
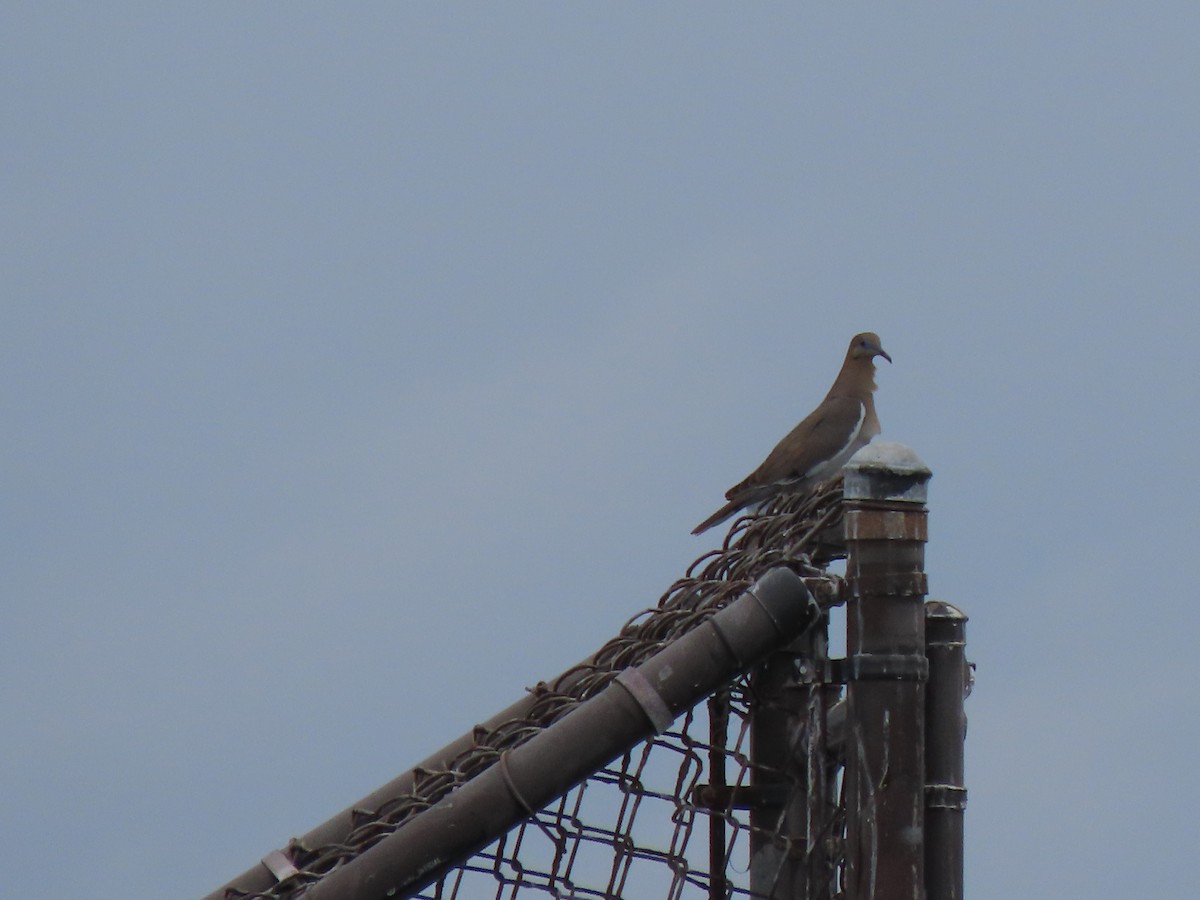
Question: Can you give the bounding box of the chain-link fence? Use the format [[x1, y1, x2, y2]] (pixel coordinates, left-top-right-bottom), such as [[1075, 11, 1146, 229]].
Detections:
[[210, 446, 967, 900], [415, 678, 844, 900]]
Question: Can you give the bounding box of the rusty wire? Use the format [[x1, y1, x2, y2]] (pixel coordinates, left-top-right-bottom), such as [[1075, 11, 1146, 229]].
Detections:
[[225, 480, 849, 900]]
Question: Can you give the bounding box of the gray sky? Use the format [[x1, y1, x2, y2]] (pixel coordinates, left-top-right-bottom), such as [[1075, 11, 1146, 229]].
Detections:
[[3, 5, 1198, 898]]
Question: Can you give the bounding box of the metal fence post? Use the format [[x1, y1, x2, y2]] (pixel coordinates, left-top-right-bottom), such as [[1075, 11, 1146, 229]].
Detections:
[[708, 689, 731, 900], [740, 610, 835, 900], [748, 633, 812, 899], [924, 601, 968, 900], [799, 611, 838, 900], [842, 443, 931, 900]]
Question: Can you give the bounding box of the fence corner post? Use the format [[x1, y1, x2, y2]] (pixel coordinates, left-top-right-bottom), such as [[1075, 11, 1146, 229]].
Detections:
[[924, 600, 968, 900], [842, 442, 931, 900]]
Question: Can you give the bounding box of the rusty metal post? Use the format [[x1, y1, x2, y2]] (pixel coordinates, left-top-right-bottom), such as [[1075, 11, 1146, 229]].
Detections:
[[707, 690, 731, 900], [924, 601, 968, 900], [748, 636, 809, 899], [800, 612, 838, 900], [842, 443, 931, 900], [746, 606, 834, 900]]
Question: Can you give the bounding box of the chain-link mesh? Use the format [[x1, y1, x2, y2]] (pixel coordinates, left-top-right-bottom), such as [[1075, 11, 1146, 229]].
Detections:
[[226, 481, 850, 900], [416, 680, 848, 900]]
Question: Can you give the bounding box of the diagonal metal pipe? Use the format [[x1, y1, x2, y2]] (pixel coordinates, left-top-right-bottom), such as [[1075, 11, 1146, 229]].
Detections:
[[204, 653, 596, 900], [205, 567, 817, 900], [296, 566, 817, 900]]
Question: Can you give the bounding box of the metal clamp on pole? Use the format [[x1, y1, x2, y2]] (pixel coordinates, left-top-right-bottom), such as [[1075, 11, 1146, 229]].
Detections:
[[260, 848, 299, 883], [614, 667, 675, 734], [925, 783, 968, 811], [843, 652, 930, 682]]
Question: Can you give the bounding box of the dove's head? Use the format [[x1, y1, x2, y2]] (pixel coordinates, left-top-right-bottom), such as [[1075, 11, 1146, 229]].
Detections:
[[848, 332, 891, 364]]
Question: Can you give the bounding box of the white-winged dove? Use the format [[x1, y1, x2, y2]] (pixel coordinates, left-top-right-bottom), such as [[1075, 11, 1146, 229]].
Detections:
[[692, 332, 892, 535]]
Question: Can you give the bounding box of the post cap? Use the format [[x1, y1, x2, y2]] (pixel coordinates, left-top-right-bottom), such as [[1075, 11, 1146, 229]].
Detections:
[[843, 441, 931, 503], [925, 599, 968, 622]]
